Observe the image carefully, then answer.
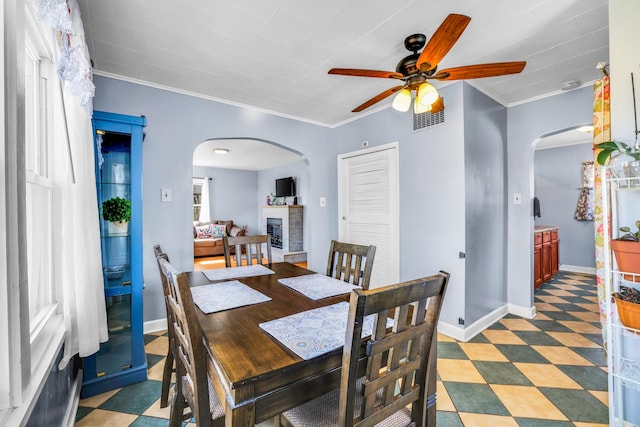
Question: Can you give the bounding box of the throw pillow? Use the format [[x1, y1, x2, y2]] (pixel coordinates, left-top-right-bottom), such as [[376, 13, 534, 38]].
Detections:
[[195, 224, 214, 239], [212, 223, 227, 237], [215, 220, 234, 235], [229, 225, 242, 237]]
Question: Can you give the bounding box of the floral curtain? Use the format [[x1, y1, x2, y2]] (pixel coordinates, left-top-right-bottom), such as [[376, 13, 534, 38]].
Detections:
[[593, 76, 611, 344], [574, 161, 594, 221]]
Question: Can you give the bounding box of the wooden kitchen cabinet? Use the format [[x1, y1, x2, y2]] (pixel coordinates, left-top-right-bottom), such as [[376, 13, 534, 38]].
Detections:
[[534, 226, 559, 289]]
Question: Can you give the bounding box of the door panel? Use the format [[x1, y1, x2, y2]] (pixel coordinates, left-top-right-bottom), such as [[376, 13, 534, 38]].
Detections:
[[338, 143, 399, 288]]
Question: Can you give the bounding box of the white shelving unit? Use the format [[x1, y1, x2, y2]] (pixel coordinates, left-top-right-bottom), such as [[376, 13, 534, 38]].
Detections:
[[602, 171, 640, 426]]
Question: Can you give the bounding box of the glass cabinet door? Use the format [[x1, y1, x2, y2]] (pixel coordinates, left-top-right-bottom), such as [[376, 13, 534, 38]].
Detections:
[[97, 130, 134, 376], [82, 111, 147, 398]]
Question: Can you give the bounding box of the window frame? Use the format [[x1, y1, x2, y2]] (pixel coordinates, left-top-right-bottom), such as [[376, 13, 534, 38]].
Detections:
[[0, 2, 66, 423]]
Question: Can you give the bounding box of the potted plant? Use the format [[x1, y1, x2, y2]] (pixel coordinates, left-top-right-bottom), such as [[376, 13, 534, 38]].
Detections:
[[102, 196, 131, 234], [611, 220, 640, 283], [612, 285, 640, 330], [595, 139, 640, 179]]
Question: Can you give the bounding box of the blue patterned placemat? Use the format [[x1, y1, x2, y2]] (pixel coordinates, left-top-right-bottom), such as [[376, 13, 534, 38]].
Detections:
[[278, 273, 360, 300], [203, 264, 274, 282], [190, 280, 272, 314], [259, 302, 391, 360]]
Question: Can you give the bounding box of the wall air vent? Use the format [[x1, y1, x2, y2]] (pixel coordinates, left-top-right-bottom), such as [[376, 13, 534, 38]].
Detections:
[[413, 98, 445, 131]]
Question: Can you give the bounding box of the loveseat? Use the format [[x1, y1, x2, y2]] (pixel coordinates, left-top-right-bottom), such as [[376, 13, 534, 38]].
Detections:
[[193, 220, 246, 257]]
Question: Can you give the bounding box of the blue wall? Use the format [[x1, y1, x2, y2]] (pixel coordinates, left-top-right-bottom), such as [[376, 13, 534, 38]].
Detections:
[[507, 86, 593, 310], [534, 143, 596, 269], [462, 84, 508, 325], [94, 74, 595, 332], [93, 76, 335, 322]]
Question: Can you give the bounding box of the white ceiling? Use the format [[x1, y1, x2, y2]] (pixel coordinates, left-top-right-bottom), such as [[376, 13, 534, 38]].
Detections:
[[77, 0, 609, 127], [193, 139, 303, 170]]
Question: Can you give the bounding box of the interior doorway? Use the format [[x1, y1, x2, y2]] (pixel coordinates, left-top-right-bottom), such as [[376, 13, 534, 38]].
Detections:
[[532, 126, 596, 278], [338, 142, 399, 288]]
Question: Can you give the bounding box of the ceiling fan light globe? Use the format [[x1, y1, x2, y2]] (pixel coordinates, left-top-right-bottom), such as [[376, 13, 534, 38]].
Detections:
[[414, 96, 431, 114], [418, 82, 439, 106], [392, 89, 412, 112]]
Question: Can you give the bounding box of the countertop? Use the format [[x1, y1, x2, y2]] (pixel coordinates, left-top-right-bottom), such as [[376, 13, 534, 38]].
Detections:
[[534, 225, 558, 232]]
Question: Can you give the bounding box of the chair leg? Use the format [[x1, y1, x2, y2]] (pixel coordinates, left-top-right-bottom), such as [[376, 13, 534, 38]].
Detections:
[[160, 350, 175, 408], [170, 383, 186, 427]]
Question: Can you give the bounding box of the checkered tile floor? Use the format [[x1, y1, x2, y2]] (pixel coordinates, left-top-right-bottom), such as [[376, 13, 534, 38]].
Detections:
[[75, 271, 608, 426]]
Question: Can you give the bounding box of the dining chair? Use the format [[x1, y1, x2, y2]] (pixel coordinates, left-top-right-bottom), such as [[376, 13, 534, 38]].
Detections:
[[280, 271, 450, 427], [158, 257, 225, 427], [223, 234, 272, 267], [326, 240, 376, 289], [153, 245, 174, 408]]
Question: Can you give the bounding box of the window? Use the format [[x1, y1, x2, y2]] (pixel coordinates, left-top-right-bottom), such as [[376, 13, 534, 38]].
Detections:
[[0, 4, 65, 423], [25, 34, 58, 340]]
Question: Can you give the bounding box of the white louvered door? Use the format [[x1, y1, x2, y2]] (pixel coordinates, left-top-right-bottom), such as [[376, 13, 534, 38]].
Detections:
[[338, 142, 399, 288]]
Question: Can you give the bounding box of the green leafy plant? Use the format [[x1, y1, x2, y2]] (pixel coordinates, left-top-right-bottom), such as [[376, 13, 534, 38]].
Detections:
[[102, 196, 131, 223], [596, 139, 640, 166], [619, 220, 640, 242]]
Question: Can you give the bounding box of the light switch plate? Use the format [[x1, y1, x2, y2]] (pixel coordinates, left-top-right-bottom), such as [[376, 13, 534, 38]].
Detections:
[[161, 188, 172, 202], [320, 197, 326, 207]]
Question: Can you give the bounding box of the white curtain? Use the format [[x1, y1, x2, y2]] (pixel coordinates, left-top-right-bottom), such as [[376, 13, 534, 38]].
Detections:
[[198, 178, 211, 223], [55, 87, 107, 369], [37, 0, 107, 368]]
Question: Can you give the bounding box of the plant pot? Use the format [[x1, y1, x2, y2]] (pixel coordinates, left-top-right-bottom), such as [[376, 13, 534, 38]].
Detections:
[[107, 221, 129, 235], [614, 296, 640, 330], [611, 239, 640, 282]]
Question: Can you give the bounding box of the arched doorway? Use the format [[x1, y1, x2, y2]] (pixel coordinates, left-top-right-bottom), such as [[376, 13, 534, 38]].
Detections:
[[190, 138, 309, 269]]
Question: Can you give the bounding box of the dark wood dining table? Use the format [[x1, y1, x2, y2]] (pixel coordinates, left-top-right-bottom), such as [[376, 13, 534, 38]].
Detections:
[[186, 262, 438, 427], [187, 262, 351, 426]]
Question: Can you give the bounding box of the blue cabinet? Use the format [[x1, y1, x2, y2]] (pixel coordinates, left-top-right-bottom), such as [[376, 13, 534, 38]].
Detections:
[[82, 111, 147, 397]]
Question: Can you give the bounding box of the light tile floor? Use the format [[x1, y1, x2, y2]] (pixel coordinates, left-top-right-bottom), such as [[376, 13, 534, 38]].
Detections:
[[75, 271, 608, 426]]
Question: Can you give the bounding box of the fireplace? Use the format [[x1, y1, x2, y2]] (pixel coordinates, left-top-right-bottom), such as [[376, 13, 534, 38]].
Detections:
[[266, 218, 283, 249]]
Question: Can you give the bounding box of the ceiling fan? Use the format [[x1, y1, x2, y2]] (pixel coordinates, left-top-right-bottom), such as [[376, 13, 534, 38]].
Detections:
[[328, 14, 526, 114]]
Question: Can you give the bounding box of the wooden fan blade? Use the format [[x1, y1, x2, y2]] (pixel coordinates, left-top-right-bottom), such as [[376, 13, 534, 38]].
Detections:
[[417, 14, 471, 71], [352, 86, 405, 112], [329, 68, 404, 79], [430, 96, 444, 113], [434, 61, 526, 80]]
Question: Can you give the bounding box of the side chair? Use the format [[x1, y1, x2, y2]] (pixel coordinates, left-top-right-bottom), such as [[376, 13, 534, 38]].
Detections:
[[159, 257, 225, 427], [153, 245, 174, 408], [223, 234, 272, 267], [326, 240, 376, 289], [280, 271, 450, 427]]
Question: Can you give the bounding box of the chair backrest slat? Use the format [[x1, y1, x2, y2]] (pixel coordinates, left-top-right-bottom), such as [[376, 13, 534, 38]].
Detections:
[[158, 257, 212, 426], [223, 235, 272, 267], [326, 240, 376, 289], [338, 271, 450, 427]]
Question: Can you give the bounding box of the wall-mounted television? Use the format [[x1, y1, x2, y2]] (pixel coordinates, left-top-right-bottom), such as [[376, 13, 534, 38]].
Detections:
[[275, 177, 295, 197]]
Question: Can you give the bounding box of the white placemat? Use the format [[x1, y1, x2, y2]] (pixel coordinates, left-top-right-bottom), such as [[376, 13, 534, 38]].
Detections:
[[190, 280, 271, 314], [259, 302, 391, 360], [278, 273, 360, 300], [203, 264, 274, 282]]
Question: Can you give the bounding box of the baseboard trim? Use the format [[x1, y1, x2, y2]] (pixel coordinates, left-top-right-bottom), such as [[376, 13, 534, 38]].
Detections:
[[439, 305, 509, 342], [508, 304, 536, 319], [63, 369, 83, 427], [144, 318, 167, 334], [560, 265, 597, 274], [437, 321, 465, 342]]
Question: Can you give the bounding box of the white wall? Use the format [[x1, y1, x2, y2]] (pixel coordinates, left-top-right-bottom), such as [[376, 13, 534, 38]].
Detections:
[[609, 0, 640, 143]]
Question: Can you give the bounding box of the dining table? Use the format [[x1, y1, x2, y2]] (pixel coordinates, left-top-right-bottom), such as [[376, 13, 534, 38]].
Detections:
[[186, 262, 438, 427]]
